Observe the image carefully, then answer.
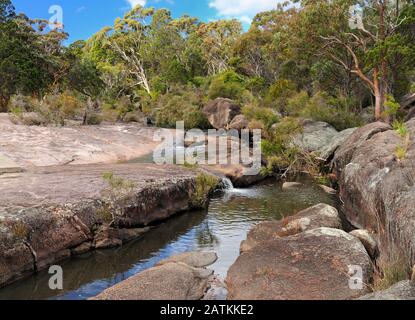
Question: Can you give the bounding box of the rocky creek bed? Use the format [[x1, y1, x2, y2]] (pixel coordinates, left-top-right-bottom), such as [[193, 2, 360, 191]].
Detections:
[[0, 177, 336, 299], [1, 112, 415, 300]]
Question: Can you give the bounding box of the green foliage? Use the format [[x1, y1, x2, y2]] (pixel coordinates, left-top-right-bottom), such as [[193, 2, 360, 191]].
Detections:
[[287, 91, 363, 131], [191, 173, 219, 208], [242, 104, 280, 133], [208, 70, 246, 101], [395, 145, 407, 161], [383, 95, 401, 119], [266, 79, 296, 112], [102, 172, 136, 192], [1, 0, 415, 129], [393, 120, 408, 138], [261, 117, 305, 174], [155, 90, 210, 129], [35, 92, 82, 126]]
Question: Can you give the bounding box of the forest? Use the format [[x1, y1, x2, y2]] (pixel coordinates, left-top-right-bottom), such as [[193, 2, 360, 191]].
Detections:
[[1, 0, 415, 170]]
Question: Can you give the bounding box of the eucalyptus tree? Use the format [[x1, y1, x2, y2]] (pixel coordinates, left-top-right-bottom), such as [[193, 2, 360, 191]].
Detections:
[[196, 19, 243, 75], [0, 1, 68, 110], [302, 0, 415, 120]]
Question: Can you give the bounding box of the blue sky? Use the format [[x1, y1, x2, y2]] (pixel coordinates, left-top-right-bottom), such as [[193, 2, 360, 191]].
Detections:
[[12, 0, 281, 43]]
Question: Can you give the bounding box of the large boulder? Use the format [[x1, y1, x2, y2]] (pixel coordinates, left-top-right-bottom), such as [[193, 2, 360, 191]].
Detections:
[[228, 115, 249, 131], [203, 98, 241, 129], [358, 281, 415, 300], [227, 227, 374, 300], [292, 120, 356, 160], [349, 229, 379, 259], [240, 204, 342, 253], [93, 252, 217, 300], [333, 119, 415, 263]]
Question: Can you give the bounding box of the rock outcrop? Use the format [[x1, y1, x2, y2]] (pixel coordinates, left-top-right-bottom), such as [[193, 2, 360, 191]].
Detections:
[[0, 164, 218, 288], [203, 98, 241, 129], [333, 119, 415, 263], [227, 227, 373, 300], [93, 252, 217, 300], [358, 281, 415, 300], [292, 120, 357, 160], [0, 114, 162, 168], [228, 115, 249, 131], [240, 204, 342, 253], [350, 229, 379, 259]]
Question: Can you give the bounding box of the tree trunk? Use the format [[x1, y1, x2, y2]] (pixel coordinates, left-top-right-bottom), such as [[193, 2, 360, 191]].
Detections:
[[83, 97, 93, 125], [0, 95, 10, 112], [373, 68, 382, 121]]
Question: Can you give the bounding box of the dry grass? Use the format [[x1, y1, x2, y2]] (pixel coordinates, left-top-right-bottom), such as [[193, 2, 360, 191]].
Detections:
[[373, 245, 411, 291]]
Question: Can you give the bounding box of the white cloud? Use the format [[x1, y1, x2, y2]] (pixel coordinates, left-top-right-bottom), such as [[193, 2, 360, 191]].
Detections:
[[126, 0, 147, 8], [209, 0, 279, 17]]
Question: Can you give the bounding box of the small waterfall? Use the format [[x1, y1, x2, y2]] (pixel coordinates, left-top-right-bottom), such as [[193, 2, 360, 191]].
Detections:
[[220, 177, 234, 190]]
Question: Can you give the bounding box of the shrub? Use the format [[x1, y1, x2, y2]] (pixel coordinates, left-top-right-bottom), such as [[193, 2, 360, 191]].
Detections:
[[84, 113, 103, 125], [383, 95, 401, 120], [395, 145, 407, 161], [287, 91, 363, 131], [102, 171, 136, 194], [155, 93, 210, 130], [266, 79, 296, 112], [243, 104, 280, 133], [208, 70, 246, 101], [392, 120, 408, 138], [245, 77, 267, 96], [34, 92, 83, 126], [374, 245, 411, 291], [191, 173, 219, 208], [7, 94, 36, 112]]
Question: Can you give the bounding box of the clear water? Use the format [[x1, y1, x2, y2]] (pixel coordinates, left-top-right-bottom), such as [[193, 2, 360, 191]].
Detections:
[[0, 177, 337, 300]]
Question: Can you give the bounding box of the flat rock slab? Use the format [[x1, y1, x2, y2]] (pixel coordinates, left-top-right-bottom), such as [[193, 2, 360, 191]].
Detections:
[[227, 227, 373, 300], [0, 163, 197, 210], [0, 114, 164, 167], [93, 257, 215, 300], [0, 163, 211, 288], [0, 153, 22, 174]]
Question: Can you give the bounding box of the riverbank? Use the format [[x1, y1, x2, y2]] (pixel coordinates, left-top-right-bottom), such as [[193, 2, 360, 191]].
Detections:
[[0, 163, 219, 288]]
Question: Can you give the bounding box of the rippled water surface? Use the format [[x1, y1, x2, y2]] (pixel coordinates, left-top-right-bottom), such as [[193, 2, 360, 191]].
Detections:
[[0, 178, 336, 300]]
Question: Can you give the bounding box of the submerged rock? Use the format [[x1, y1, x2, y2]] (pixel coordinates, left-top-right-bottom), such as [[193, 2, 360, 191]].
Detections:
[[282, 182, 304, 190], [156, 251, 218, 268], [227, 227, 373, 300], [240, 203, 342, 253]]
